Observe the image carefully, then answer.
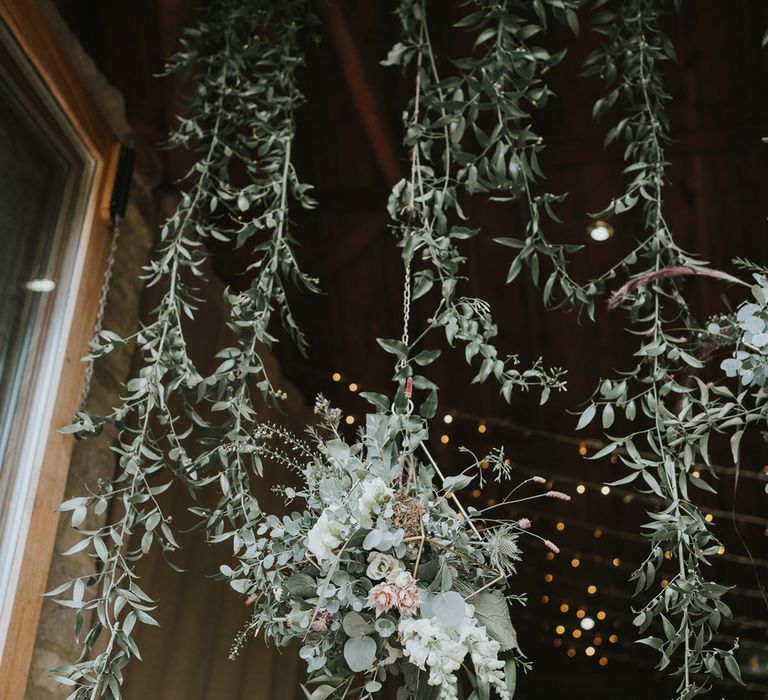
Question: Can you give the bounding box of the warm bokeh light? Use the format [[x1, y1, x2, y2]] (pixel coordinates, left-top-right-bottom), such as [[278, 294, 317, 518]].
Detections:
[[576, 609, 586, 619], [332, 372, 342, 382], [443, 414, 453, 424], [345, 415, 355, 425], [612, 558, 621, 567], [585, 646, 596, 657], [587, 585, 597, 595], [544, 573, 554, 583], [348, 382, 358, 392], [541, 595, 550, 604], [609, 634, 618, 644], [567, 648, 577, 658], [572, 629, 582, 639], [571, 558, 580, 568], [599, 657, 609, 667], [560, 604, 569, 613], [597, 611, 606, 621], [477, 423, 487, 434], [556, 625, 565, 635], [556, 522, 565, 531], [600, 486, 611, 495], [440, 434, 450, 444], [578, 442, 588, 456], [576, 484, 586, 494]]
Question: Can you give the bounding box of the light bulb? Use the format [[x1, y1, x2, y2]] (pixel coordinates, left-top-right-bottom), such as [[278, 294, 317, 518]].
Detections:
[[588, 220, 614, 241]]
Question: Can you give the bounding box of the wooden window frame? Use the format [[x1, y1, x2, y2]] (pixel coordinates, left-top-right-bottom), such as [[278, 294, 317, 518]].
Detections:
[[0, 0, 119, 695]]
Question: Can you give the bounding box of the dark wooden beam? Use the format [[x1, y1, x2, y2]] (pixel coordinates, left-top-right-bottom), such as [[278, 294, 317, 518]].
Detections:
[[316, 0, 403, 187]]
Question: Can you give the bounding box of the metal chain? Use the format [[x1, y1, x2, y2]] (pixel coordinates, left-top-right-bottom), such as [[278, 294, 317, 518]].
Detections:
[[79, 216, 121, 409], [397, 262, 411, 370]]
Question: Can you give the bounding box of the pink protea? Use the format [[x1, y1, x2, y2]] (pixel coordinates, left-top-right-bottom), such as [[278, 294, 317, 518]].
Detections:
[[367, 583, 396, 616], [546, 490, 571, 501], [517, 518, 532, 529], [395, 584, 421, 615]]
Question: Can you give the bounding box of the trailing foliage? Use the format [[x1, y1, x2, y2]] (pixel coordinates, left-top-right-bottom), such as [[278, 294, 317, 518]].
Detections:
[[47, 0, 764, 698], [52, 1, 316, 696], [380, 0, 584, 414], [574, 1, 747, 696]]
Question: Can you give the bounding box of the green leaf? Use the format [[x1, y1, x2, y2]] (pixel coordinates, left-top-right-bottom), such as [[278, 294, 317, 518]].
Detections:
[[730, 430, 744, 464], [724, 654, 745, 684], [413, 349, 441, 366], [376, 338, 408, 361], [576, 404, 596, 430], [432, 591, 466, 627], [442, 473, 473, 493], [342, 612, 373, 638], [343, 636, 377, 673], [471, 591, 519, 652]]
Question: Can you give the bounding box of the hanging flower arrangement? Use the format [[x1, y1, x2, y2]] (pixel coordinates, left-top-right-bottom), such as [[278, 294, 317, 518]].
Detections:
[[45, 0, 766, 697], [225, 396, 566, 699]]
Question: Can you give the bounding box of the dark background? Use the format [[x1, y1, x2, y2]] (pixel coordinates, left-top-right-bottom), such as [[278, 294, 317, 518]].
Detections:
[[53, 1, 768, 698]]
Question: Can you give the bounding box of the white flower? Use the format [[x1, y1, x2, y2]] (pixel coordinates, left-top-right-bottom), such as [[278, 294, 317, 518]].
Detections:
[[357, 477, 393, 527], [397, 604, 510, 700], [366, 552, 403, 581], [388, 570, 414, 588], [398, 617, 464, 700], [306, 509, 344, 563]]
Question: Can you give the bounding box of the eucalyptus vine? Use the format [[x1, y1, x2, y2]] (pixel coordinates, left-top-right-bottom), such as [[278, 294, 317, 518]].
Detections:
[[51, 0, 316, 696]]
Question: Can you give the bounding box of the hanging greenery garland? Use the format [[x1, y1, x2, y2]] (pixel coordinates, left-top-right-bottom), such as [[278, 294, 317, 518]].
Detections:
[[51, 0, 317, 695], [44, 0, 766, 698]]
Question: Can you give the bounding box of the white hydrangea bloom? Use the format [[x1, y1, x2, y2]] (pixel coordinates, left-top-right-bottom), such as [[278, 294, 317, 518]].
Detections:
[[306, 509, 344, 563], [357, 476, 393, 527]]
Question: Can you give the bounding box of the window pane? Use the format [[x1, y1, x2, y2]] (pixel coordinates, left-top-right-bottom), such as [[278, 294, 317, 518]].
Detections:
[[0, 76, 71, 466], [0, 19, 95, 640]]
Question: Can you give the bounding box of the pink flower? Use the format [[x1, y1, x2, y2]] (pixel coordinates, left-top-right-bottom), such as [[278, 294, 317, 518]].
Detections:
[[310, 608, 334, 633], [544, 540, 560, 554], [517, 518, 532, 529], [395, 584, 421, 615], [545, 490, 571, 501], [367, 583, 396, 616], [532, 476, 546, 484]]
